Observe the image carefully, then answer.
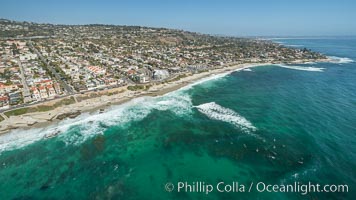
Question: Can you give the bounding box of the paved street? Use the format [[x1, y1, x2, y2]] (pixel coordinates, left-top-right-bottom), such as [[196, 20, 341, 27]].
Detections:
[[28, 41, 74, 94]]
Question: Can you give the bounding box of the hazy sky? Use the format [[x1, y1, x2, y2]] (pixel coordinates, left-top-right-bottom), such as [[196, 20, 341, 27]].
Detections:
[[0, 0, 355, 36]]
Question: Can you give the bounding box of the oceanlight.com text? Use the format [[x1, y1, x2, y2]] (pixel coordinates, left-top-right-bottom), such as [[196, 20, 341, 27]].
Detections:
[[164, 181, 349, 195]]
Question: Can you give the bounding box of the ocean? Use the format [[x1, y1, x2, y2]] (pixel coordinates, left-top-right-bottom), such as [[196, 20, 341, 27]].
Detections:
[[0, 37, 355, 199]]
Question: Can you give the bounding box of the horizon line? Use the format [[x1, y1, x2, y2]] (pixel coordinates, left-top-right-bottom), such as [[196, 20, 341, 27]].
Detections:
[[1, 17, 356, 38]]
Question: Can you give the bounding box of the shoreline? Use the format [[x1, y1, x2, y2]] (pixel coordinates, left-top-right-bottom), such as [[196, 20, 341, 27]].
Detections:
[[0, 59, 328, 136]]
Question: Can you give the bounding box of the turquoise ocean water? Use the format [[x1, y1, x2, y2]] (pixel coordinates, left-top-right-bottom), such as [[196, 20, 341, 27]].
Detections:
[[0, 37, 355, 199]]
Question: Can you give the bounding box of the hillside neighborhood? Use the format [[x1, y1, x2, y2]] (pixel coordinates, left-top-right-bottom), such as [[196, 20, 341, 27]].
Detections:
[[0, 19, 326, 110]]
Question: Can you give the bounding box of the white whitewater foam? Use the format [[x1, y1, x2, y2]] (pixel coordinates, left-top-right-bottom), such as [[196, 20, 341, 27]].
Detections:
[[179, 64, 266, 91], [195, 102, 257, 133], [179, 72, 229, 91], [304, 61, 316, 64], [242, 68, 252, 72], [0, 127, 52, 153], [58, 92, 194, 145], [275, 64, 324, 72], [328, 56, 354, 64], [284, 44, 304, 47], [275, 41, 285, 44], [0, 92, 194, 152]]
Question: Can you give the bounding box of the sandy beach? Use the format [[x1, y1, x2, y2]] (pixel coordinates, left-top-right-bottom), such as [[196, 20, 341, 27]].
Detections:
[[0, 60, 328, 135]]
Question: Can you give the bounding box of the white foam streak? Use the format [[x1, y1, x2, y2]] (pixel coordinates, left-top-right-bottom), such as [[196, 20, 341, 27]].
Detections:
[[275, 64, 324, 72], [195, 102, 257, 133], [0, 128, 50, 152], [178, 64, 264, 91], [328, 56, 354, 64], [285, 44, 304, 47], [179, 72, 229, 91]]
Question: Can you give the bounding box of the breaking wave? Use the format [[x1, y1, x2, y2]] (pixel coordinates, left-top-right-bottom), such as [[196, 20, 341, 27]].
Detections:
[[176, 63, 262, 92], [0, 127, 52, 153], [0, 92, 193, 152], [328, 56, 354, 64], [242, 68, 252, 72], [195, 102, 257, 133], [179, 72, 229, 91], [275, 64, 324, 72]]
